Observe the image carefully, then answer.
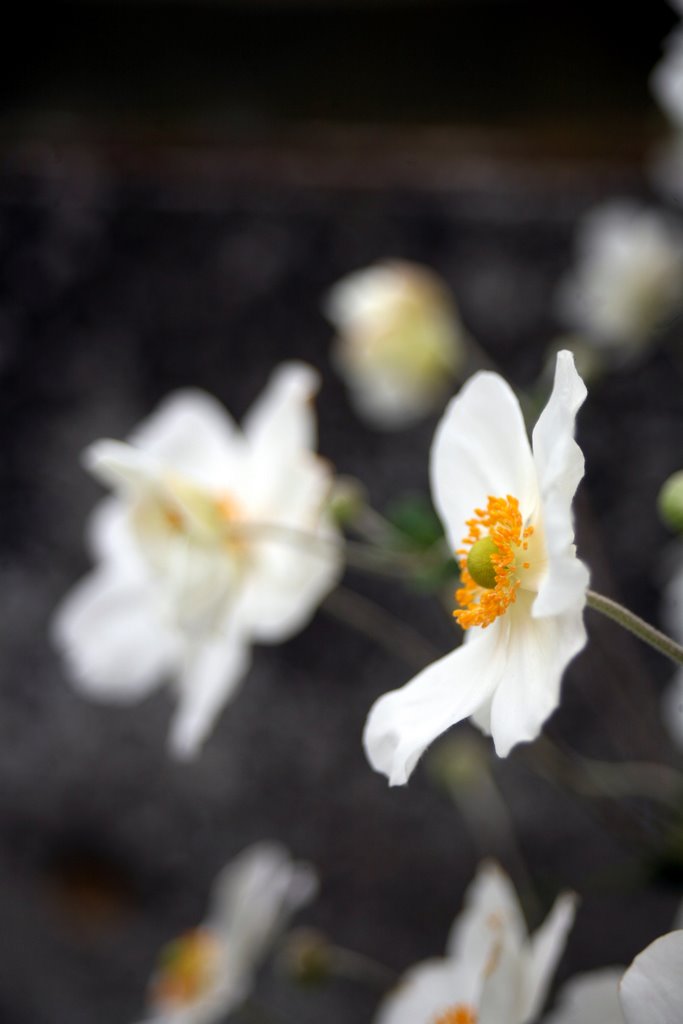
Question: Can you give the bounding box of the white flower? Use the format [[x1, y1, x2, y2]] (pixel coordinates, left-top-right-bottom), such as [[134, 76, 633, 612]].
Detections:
[[652, 26, 683, 129], [374, 861, 576, 1024], [52, 363, 340, 758], [364, 351, 589, 784], [325, 260, 466, 429], [556, 203, 683, 357], [136, 842, 318, 1024], [543, 930, 683, 1024]]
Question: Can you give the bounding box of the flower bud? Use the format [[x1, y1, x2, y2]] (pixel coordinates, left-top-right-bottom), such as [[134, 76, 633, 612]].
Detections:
[[659, 470, 683, 534]]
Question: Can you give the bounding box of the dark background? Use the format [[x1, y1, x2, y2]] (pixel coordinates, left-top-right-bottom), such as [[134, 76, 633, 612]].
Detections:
[[1, 3, 683, 1022]]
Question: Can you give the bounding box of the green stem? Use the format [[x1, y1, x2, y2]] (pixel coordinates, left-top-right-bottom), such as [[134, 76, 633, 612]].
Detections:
[[586, 589, 683, 666]]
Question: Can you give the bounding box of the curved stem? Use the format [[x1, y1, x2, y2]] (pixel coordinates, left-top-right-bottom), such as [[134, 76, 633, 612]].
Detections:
[[586, 589, 683, 666]]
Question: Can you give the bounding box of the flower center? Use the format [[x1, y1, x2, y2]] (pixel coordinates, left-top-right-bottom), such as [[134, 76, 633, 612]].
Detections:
[[433, 1006, 478, 1024], [454, 494, 533, 630], [150, 927, 220, 1009]]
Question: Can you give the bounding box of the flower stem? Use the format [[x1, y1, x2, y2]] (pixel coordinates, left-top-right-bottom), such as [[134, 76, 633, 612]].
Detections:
[[586, 589, 683, 666]]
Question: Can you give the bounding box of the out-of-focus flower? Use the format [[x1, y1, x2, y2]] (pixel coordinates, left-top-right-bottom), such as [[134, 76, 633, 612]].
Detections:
[[659, 470, 683, 534], [325, 261, 466, 429], [556, 203, 683, 357], [652, 25, 683, 129], [373, 861, 576, 1024], [52, 363, 340, 758], [136, 842, 318, 1024], [364, 351, 588, 784], [543, 930, 683, 1024]]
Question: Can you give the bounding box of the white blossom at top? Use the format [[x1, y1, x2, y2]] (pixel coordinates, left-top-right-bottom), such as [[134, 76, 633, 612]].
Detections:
[[556, 203, 683, 357], [374, 861, 576, 1024], [136, 842, 318, 1024], [325, 260, 466, 429], [543, 930, 683, 1024], [52, 363, 341, 758], [364, 351, 589, 784]]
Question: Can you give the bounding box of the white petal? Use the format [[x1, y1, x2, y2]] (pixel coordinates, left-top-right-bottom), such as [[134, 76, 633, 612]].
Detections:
[[208, 842, 318, 969], [168, 632, 250, 759], [242, 362, 319, 508], [51, 567, 179, 701], [521, 893, 578, 1022], [374, 958, 482, 1024], [84, 439, 162, 496], [363, 625, 507, 786], [430, 372, 538, 553], [531, 351, 589, 618], [129, 388, 241, 490], [86, 496, 140, 568], [488, 597, 586, 757], [619, 930, 683, 1024], [542, 969, 624, 1024], [447, 861, 527, 961]]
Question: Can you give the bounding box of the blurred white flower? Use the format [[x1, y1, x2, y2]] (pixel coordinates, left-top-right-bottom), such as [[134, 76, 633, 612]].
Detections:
[[374, 861, 576, 1024], [543, 930, 683, 1024], [557, 203, 683, 357], [52, 363, 340, 758], [364, 351, 588, 784], [137, 842, 318, 1024], [652, 25, 683, 129], [325, 261, 466, 429]]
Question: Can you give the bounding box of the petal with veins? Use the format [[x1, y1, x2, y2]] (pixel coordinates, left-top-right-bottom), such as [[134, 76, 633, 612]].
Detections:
[[619, 930, 683, 1024], [430, 372, 538, 553]]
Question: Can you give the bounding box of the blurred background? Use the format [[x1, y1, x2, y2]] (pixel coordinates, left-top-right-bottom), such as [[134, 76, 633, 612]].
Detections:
[[2, 2, 683, 1022]]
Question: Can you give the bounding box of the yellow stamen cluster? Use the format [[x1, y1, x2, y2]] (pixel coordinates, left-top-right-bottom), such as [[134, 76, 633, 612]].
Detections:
[[151, 927, 220, 1009], [454, 495, 533, 630], [434, 1006, 478, 1024]]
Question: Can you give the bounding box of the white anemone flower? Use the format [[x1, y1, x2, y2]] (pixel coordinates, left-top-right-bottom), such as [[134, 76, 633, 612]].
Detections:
[[136, 842, 318, 1024], [325, 260, 466, 429], [52, 363, 341, 758], [374, 861, 576, 1024], [364, 350, 589, 784], [556, 203, 683, 357], [543, 930, 683, 1024]]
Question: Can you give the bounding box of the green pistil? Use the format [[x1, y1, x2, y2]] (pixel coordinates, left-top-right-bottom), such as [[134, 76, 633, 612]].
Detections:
[[467, 536, 499, 589]]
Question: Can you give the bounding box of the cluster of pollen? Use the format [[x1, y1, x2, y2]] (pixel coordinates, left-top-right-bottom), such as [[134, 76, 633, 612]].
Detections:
[[454, 494, 533, 630], [151, 927, 220, 1009], [433, 1006, 478, 1024]]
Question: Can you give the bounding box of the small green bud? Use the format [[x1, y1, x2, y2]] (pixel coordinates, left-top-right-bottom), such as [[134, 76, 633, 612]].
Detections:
[[467, 536, 499, 589], [327, 476, 366, 527], [279, 928, 332, 987], [659, 471, 683, 534]]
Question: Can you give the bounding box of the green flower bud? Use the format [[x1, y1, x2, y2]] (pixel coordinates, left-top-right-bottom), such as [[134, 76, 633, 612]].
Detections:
[[659, 471, 683, 534]]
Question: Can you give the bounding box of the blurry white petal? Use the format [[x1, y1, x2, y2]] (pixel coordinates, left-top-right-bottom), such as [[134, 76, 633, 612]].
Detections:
[[543, 969, 624, 1024], [130, 388, 241, 490], [619, 930, 683, 1024], [209, 841, 318, 967], [52, 567, 178, 701], [447, 861, 527, 961], [430, 371, 538, 553], [169, 632, 250, 760], [363, 625, 505, 785], [522, 893, 578, 1021], [85, 439, 162, 496], [531, 350, 590, 618], [488, 599, 586, 758], [375, 958, 482, 1024]]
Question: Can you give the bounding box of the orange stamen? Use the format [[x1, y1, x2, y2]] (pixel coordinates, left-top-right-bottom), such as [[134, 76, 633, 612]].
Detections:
[[434, 1006, 478, 1024], [150, 927, 220, 1009], [454, 494, 534, 630]]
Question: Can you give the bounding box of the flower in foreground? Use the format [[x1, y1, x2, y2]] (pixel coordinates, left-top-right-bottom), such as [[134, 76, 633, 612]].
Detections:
[[136, 842, 318, 1024], [543, 929, 683, 1024], [556, 203, 683, 357], [364, 350, 589, 784], [52, 363, 340, 758], [373, 861, 576, 1024], [325, 260, 466, 429]]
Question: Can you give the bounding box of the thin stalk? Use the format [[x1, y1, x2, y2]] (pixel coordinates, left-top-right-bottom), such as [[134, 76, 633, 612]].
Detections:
[[586, 589, 683, 666]]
